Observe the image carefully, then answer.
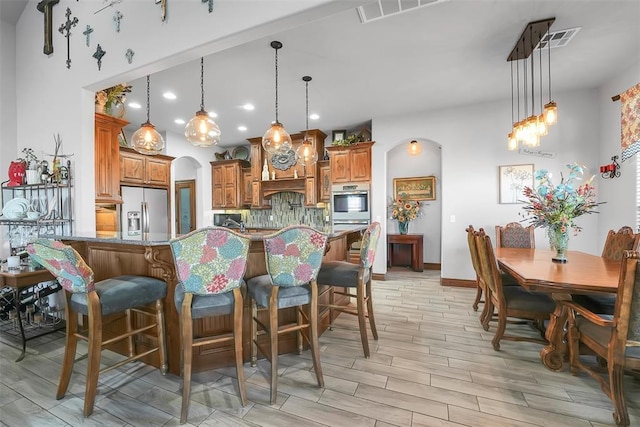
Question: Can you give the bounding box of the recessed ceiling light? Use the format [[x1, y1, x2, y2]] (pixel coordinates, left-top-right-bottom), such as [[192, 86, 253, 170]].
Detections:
[[310, 113, 319, 120], [174, 118, 185, 125], [237, 125, 247, 132], [128, 102, 141, 109], [208, 111, 218, 118], [242, 104, 255, 111], [163, 92, 177, 100]]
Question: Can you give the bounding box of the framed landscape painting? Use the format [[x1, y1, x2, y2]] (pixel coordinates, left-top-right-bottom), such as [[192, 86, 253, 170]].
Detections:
[[499, 164, 534, 204], [393, 176, 436, 201]]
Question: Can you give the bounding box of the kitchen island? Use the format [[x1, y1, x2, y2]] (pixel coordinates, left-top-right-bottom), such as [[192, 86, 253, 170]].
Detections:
[[59, 227, 365, 375]]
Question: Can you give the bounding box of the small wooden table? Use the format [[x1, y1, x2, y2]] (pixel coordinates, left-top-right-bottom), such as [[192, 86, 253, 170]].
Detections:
[[387, 233, 424, 272], [495, 248, 620, 371], [0, 266, 59, 361]]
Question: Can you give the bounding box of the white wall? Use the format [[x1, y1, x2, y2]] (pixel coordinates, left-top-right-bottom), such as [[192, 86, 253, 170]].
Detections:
[[9, 0, 343, 242], [1, 18, 18, 256], [372, 86, 612, 281], [596, 63, 640, 245], [386, 139, 442, 263]]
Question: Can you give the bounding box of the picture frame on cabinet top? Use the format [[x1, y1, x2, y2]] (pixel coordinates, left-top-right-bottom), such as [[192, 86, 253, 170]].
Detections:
[[332, 130, 346, 143]]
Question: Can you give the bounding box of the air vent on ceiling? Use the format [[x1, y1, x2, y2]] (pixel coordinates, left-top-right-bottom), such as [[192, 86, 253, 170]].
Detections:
[[537, 27, 581, 49], [357, 0, 444, 24]]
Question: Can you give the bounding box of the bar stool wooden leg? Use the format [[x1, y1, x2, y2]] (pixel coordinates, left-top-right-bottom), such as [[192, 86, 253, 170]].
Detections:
[[355, 279, 369, 358], [179, 294, 194, 424], [84, 293, 103, 417], [250, 299, 258, 367], [366, 278, 378, 340], [232, 288, 247, 406], [155, 299, 168, 375], [309, 282, 323, 387], [57, 292, 76, 400]]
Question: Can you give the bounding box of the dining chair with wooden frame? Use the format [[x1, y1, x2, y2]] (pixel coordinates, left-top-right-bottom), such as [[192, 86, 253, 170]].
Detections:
[[474, 228, 555, 350], [563, 250, 640, 427], [573, 226, 640, 315], [495, 222, 535, 249]]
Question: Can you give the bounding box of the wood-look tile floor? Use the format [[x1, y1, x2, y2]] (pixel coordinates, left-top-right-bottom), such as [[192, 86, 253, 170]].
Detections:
[[1, 269, 639, 426]]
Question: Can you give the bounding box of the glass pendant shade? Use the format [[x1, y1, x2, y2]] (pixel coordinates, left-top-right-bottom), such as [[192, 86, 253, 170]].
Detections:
[[295, 137, 318, 167], [185, 110, 221, 147], [536, 114, 548, 136], [507, 132, 517, 151], [262, 121, 292, 154], [543, 101, 558, 125], [132, 75, 164, 155], [407, 140, 421, 155], [131, 121, 165, 155]]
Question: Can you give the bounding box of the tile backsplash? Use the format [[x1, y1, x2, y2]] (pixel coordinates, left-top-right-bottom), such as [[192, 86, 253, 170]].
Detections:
[[216, 193, 329, 229]]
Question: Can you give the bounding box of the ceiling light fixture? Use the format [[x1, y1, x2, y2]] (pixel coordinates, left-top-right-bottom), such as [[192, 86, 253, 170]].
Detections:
[[295, 75, 318, 167], [185, 57, 221, 147], [542, 21, 558, 126], [507, 18, 555, 151], [131, 75, 165, 156], [163, 92, 177, 100], [262, 41, 292, 155], [408, 139, 421, 156]]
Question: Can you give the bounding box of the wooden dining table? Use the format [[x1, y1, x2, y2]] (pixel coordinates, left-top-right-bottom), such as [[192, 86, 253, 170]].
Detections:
[[495, 247, 621, 372]]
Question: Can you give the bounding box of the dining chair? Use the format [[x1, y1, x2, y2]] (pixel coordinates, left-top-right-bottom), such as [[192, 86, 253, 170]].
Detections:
[[317, 222, 381, 358], [26, 238, 167, 417], [495, 222, 535, 248], [563, 250, 640, 427], [467, 225, 518, 328], [474, 228, 555, 350], [246, 225, 328, 404], [573, 226, 640, 315], [169, 227, 250, 424]]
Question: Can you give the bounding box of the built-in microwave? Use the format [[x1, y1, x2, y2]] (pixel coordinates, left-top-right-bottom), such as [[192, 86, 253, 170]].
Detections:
[[331, 183, 371, 229]]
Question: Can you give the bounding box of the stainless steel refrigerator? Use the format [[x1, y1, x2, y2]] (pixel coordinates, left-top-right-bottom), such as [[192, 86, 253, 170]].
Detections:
[[120, 186, 169, 240]]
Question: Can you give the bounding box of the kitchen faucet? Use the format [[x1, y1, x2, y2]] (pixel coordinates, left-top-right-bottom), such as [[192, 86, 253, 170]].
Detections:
[[222, 218, 245, 232]]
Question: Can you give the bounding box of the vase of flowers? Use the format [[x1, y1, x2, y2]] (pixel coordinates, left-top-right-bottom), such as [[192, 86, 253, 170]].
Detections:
[[521, 163, 603, 263], [389, 198, 421, 235], [95, 83, 132, 117]]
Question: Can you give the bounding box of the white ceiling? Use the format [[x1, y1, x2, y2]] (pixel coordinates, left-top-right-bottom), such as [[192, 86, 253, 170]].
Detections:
[[5, 1, 640, 148]]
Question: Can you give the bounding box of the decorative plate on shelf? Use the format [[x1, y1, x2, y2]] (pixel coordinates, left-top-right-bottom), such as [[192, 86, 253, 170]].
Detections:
[[232, 146, 249, 161]]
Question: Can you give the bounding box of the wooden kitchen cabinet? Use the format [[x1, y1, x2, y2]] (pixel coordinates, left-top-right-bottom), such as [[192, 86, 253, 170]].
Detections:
[[318, 160, 331, 202], [95, 113, 128, 204], [326, 141, 374, 184], [242, 168, 252, 206], [120, 147, 173, 188], [211, 159, 250, 209]]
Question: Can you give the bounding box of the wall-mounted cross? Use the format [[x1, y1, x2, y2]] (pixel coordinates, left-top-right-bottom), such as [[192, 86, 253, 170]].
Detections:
[[58, 7, 78, 69], [83, 25, 93, 47], [125, 48, 135, 64], [113, 10, 123, 32], [201, 0, 214, 13], [154, 0, 167, 22], [36, 0, 60, 55], [93, 44, 106, 70]]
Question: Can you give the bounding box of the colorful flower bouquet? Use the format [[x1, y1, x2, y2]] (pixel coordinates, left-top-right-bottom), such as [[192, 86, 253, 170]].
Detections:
[[521, 163, 604, 262], [389, 198, 421, 234]]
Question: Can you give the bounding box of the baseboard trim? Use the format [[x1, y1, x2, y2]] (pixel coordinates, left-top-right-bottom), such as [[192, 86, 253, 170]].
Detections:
[[441, 277, 476, 288], [372, 273, 387, 281], [424, 262, 440, 270]]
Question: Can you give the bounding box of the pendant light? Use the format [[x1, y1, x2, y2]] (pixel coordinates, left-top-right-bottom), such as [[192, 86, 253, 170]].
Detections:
[[295, 75, 318, 167], [543, 21, 558, 126], [262, 41, 292, 155], [131, 75, 165, 155], [185, 57, 221, 147]]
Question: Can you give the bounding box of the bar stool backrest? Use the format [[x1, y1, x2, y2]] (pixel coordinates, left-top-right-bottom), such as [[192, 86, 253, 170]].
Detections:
[[360, 222, 381, 269], [27, 238, 95, 293], [170, 227, 250, 295], [264, 225, 328, 287]]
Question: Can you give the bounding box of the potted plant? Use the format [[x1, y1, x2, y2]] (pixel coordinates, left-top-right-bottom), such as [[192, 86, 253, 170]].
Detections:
[[95, 83, 132, 117]]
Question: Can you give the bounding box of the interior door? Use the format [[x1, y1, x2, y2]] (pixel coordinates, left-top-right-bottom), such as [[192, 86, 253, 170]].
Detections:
[[175, 180, 196, 235]]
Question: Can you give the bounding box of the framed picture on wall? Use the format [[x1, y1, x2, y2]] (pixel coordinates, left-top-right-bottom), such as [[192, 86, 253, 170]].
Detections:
[[332, 130, 346, 142], [498, 164, 534, 204], [393, 176, 436, 201]]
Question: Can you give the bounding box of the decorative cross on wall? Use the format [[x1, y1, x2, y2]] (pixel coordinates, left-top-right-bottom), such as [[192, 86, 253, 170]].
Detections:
[[113, 10, 123, 32], [125, 48, 134, 64], [36, 0, 60, 55], [93, 44, 106, 70], [58, 7, 79, 69], [83, 25, 93, 47], [201, 0, 214, 13], [155, 0, 167, 22]]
